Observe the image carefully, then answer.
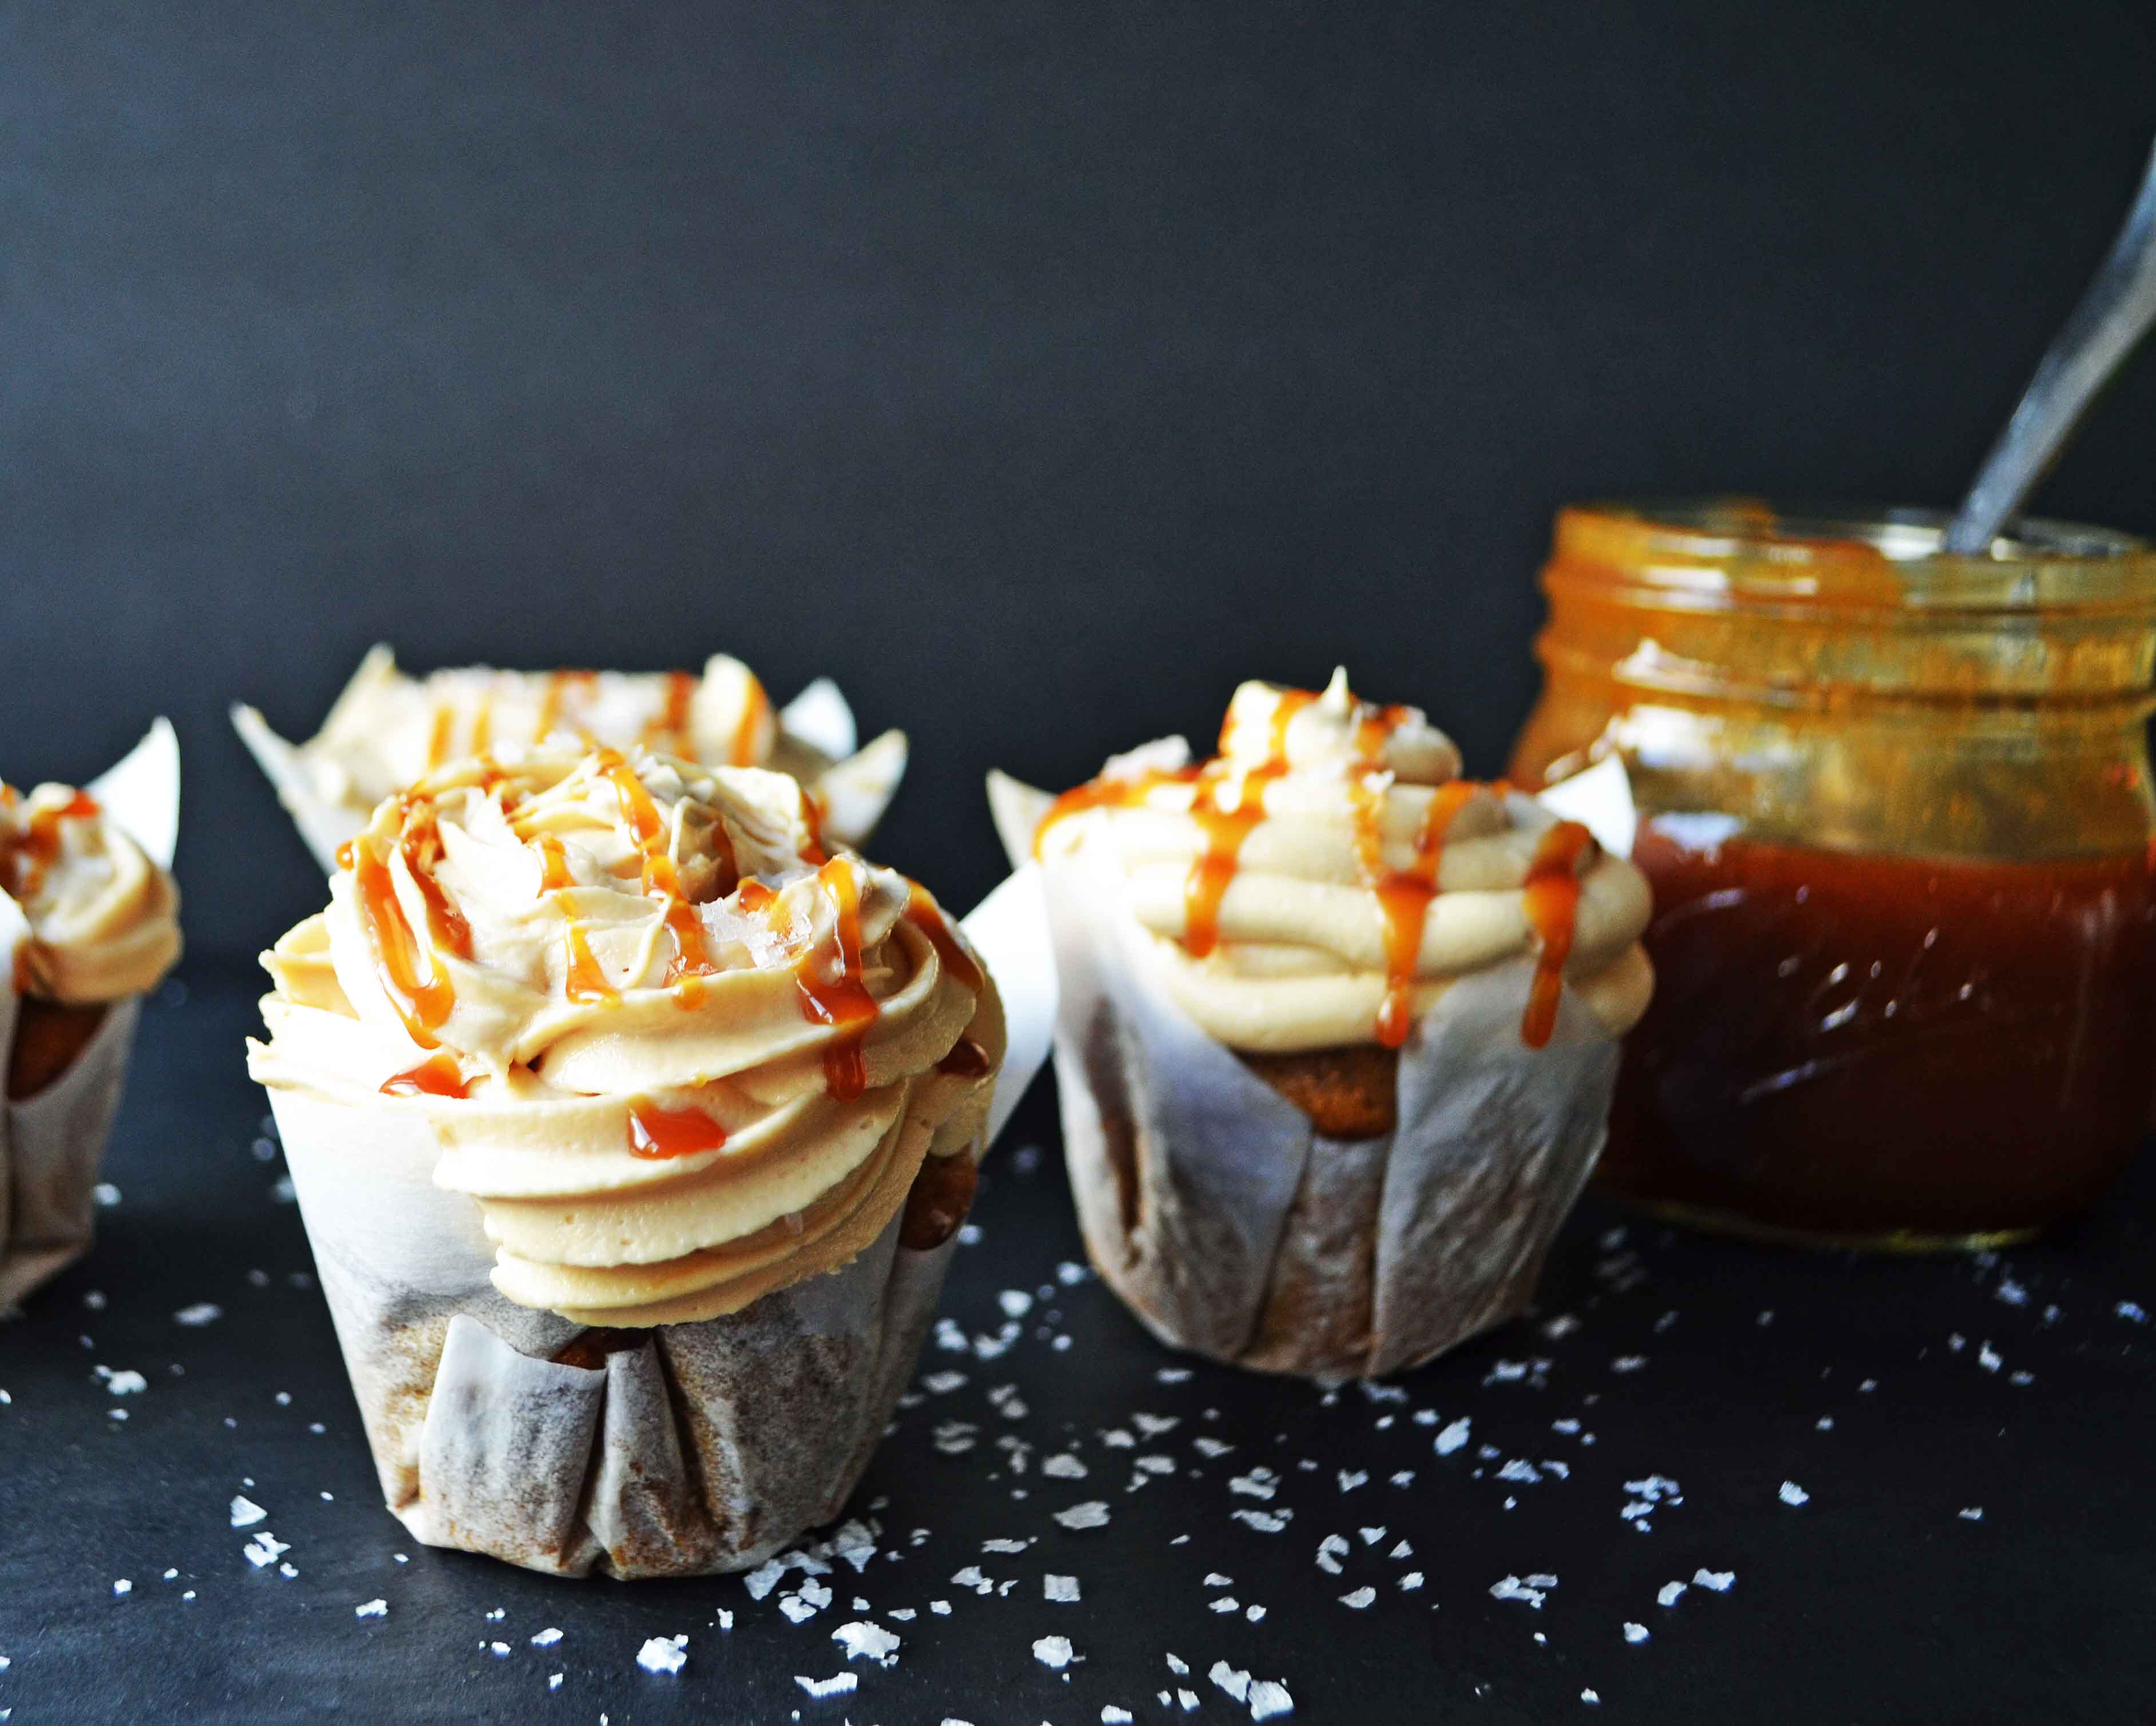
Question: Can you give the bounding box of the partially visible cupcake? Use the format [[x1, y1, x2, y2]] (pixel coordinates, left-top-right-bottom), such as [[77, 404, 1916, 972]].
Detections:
[[233, 646, 907, 870], [0, 722, 183, 1306], [993, 671, 1652, 1379], [247, 743, 1002, 1577]]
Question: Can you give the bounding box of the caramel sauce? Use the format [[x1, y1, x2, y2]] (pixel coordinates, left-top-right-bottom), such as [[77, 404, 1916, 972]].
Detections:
[[899, 1150, 978, 1249], [1520, 820, 1593, 1049], [1353, 779, 1478, 1049], [729, 673, 769, 768], [1, 788, 101, 902], [535, 669, 597, 742], [904, 882, 983, 993], [625, 1095, 729, 1159], [1030, 767, 1197, 858], [591, 748, 726, 1003], [798, 858, 878, 1101], [642, 670, 695, 753], [349, 843, 455, 1047], [424, 704, 454, 772], [1184, 763, 1284, 959], [469, 699, 492, 758], [533, 835, 575, 891], [1604, 831, 2156, 1237], [563, 915, 616, 1003], [379, 1054, 471, 1099]]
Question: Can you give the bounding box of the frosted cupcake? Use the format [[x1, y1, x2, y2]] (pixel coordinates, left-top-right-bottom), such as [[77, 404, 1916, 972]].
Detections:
[[0, 723, 183, 1306], [992, 672, 1652, 1379], [234, 646, 907, 869], [247, 744, 1002, 1576]]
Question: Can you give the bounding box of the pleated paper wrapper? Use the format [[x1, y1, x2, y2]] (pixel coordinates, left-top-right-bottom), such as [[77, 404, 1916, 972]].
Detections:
[[0, 720, 180, 1308], [990, 757, 1636, 1382], [265, 874, 1055, 1580]]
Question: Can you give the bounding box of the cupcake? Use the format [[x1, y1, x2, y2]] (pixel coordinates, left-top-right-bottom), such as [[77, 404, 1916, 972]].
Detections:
[[234, 646, 907, 870], [991, 671, 1653, 1379], [246, 743, 1003, 1577], [0, 722, 183, 1306]]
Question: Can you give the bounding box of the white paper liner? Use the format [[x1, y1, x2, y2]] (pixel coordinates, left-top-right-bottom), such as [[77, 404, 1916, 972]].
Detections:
[[234, 662, 907, 873], [270, 1061, 972, 1578], [0, 721, 179, 1309], [987, 758, 1635, 1381]]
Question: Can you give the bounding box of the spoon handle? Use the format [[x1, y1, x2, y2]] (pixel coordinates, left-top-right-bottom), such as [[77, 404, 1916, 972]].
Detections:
[[1944, 137, 2156, 554]]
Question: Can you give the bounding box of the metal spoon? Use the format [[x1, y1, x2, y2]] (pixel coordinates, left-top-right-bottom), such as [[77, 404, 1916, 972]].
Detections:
[[1943, 135, 2156, 554]]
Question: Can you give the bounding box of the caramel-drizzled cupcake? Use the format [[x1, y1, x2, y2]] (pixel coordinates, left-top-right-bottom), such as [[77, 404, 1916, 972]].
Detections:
[[234, 646, 907, 872], [995, 671, 1652, 1379], [247, 743, 1003, 1576], [0, 723, 183, 1306]]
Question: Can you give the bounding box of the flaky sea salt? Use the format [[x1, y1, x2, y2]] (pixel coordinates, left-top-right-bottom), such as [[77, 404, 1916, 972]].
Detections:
[[1055, 1501, 1111, 1530], [830, 1621, 900, 1667], [173, 1304, 221, 1327], [1249, 1678, 1294, 1719], [636, 1636, 687, 1675], [112, 1579, 132, 1597], [531, 1628, 561, 1646], [1778, 1481, 1810, 1507], [1624, 1622, 1648, 1644], [354, 1600, 387, 1618], [230, 1496, 267, 1528], [1032, 1635, 1079, 1670], [794, 1673, 856, 1698], [1043, 1453, 1088, 1479], [1693, 1569, 1735, 1591], [1960, 1507, 1985, 1521], [1434, 1419, 1470, 1456], [1045, 1574, 1081, 1602], [1491, 1576, 1552, 1608], [1656, 1582, 1687, 1606], [1339, 1587, 1375, 1609]]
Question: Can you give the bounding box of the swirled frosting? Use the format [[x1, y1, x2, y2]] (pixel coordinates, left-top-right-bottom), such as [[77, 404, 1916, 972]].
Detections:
[[1, 781, 182, 1002], [1033, 670, 1653, 1052], [246, 745, 1003, 1326]]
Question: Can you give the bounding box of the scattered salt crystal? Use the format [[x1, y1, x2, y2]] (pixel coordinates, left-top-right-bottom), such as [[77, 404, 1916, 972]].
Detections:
[[1977, 1342, 2003, 1373], [951, 1566, 994, 1595], [1624, 1622, 1648, 1644], [1338, 1470, 1367, 1492], [794, 1673, 855, 1698], [1339, 1587, 1375, 1609], [1401, 1572, 1424, 1590], [1247, 1604, 1267, 1621], [1033, 1635, 1079, 1669], [1316, 1534, 1350, 1574], [1778, 1481, 1810, 1507], [1582, 1689, 1601, 1705], [998, 1290, 1034, 1318], [229, 1496, 267, 1528], [1611, 1356, 1647, 1374], [531, 1628, 561, 1646], [1055, 1501, 1111, 1531], [1103, 1709, 1135, 1724], [921, 1370, 968, 1394], [2117, 1301, 2147, 1324], [2009, 1370, 2035, 1386], [831, 1621, 900, 1667], [1249, 1678, 1295, 1719], [1045, 1574, 1081, 1602], [354, 1599, 387, 1618], [1167, 1654, 1190, 1674], [1357, 1527, 1386, 1546], [242, 1533, 289, 1568], [94, 1183, 121, 1206], [982, 1538, 1031, 1554], [1434, 1419, 1470, 1456], [112, 1579, 132, 1597], [1231, 1508, 1291, 1533], [1490, 1576, 1550, 1608], [487, 1642, 508, 1657], [1210, 1597, 1240, 1613], [1101, 1429, 1136, 1449], [636, 1636, 687, 1675], [1996, 1279, 2028, 1306], [1209, 1662, 1251, 1703], [930, 1601, 951, 1615], [1205, 1572, 1233, 1586], [547, 1674, 561, 1691], [1959, 1507, 1984, 1521], [102, 1369, 146, 1396], [1177, 1691, 1200, 1711], [1042, 1453, 1088, 1479], [1193, 1437, 1234, 1459], [1692, 1569, 1735, 1591], [174, 1304, 222, 1326], [1133, 1413, 1180, 1437], [1656, 1582, 1687, 1606]]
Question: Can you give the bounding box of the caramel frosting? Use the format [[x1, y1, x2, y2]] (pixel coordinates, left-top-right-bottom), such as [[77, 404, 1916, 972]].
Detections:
[[1032, 670, 1653, 1053], [246, 745, 1003, 1326], [242, 646, 906, 853], [0, 780, 183, 1002]]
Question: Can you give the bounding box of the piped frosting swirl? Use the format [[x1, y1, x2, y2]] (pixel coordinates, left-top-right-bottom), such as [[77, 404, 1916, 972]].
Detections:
[[0, 781, 182, 1002], [1033, 670, 1652, 1052], [247, 745, 1002, 1326]]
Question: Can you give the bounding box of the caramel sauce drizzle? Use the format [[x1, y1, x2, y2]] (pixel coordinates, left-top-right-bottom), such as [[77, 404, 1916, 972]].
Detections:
[[797, 858, 878, 1102], [0, 788, 101, 901], [424, 704, 454, 772], [640, 671, 695, 753], [348, 841, 456, 1048], [535, 670, 598, 742], [1352, 778, 1478, 1049], [379, 1053, 471, 1099], [625, 1095, 729, 1159], [563, 917, 615, 1004], [903, 882, 983, 994], [1520, 819, 1593, 1049], [470, 698, 493, 758], [729, 673, 769, 768]]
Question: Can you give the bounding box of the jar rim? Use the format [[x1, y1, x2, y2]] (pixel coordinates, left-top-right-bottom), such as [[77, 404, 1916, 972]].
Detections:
[[1555, 499, 2156, 613]]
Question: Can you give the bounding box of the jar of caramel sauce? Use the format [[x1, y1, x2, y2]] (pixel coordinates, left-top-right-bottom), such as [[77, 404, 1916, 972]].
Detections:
[[1510, 501, 2156, 1249]]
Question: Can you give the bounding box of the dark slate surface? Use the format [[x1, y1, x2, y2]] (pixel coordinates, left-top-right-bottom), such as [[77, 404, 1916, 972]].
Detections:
[[2, 967, 2152, 1724]]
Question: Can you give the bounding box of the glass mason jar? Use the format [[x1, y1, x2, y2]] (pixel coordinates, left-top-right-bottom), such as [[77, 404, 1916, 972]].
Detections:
[[1510, 500, 2156, 1250]]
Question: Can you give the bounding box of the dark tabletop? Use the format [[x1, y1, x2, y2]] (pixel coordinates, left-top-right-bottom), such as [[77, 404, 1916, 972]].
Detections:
[[1, 967, 2151, 1725]]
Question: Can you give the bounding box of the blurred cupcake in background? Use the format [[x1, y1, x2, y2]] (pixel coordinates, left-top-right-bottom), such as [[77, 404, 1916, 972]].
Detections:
[[0, 721, 182, 1306], [992, 671, 1652, 1380], [247, 743, 1003, 1577], [233, 645, 907, 869]]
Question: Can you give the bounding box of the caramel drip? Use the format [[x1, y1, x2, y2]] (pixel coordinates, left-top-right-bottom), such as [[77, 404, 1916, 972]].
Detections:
[[903, 882, 983, 994], [1353, 779, 1479, 1049], [1184, 763, 1282, 959], [1520, 820, 1593, 1049], [533, 834, 574, 891], [380, 1054, 470, 1099], [349, 843, 454, 1048], [592, 749, 725, 1005], [801, 792, 831, 866], [625, 1096, 729, 1159], [0, 788, 101, 900], [535, 670, 597, 742], [1030, 767, 1198, 859], [470, 699, 493, 758], [640, 670, 695, 753], [798, 859, 879, 1102], [424, 704, 454, 772], [729, 673, 770, 768], [563, 914, 616, 1004]]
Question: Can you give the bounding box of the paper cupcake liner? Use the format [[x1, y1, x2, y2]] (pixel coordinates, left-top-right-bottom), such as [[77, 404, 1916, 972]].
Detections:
[[268, 1084, 966, 1578], [0, 720, 179, 1310], [1038, 851, 1620, 1381]]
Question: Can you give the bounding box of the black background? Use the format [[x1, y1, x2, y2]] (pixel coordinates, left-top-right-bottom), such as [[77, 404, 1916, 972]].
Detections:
[[5, 2, 2156, 958]]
